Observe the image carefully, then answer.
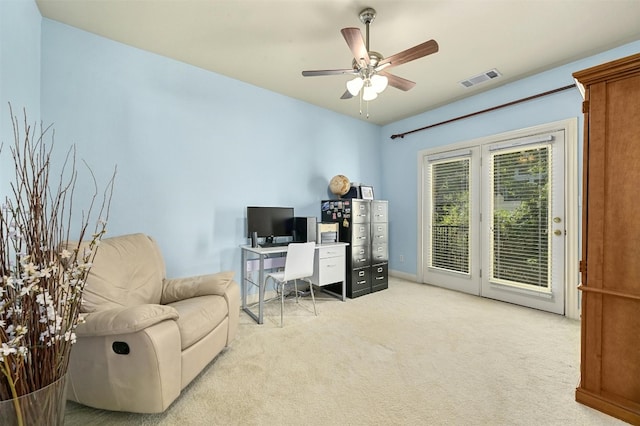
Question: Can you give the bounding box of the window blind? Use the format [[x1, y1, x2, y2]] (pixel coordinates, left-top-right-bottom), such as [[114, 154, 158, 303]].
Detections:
[[429, 157, 471, 274], [490, 145, 551, 288]]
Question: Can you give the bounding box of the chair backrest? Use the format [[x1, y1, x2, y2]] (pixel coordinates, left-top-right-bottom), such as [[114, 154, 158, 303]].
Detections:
[[68, 233, 166, 312], [282, 242, 316, 282]]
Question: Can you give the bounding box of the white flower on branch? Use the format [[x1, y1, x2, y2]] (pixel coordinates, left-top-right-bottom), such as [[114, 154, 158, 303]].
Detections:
[[0, 343, 17, 357], [2, 276, 15, 289]]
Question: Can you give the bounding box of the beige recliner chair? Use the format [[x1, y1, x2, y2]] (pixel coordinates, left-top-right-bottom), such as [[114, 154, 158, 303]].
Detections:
[[66, 233, 240, 413]]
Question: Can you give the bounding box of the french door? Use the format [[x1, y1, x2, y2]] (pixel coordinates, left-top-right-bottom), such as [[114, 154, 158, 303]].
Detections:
[[421, 124, 572, 315], [423, 148, 481, 295], [480, 131, 565, 314]]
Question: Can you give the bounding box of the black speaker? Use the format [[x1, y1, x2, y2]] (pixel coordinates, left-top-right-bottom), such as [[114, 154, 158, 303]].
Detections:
[[291, 217, 317, 242]]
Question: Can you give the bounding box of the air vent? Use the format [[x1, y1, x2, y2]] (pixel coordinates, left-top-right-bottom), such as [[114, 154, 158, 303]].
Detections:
[[459, 68, 502, 88]]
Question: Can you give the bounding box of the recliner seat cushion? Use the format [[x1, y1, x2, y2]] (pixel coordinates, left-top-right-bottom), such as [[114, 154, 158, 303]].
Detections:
[[168, 295, 228, 350]]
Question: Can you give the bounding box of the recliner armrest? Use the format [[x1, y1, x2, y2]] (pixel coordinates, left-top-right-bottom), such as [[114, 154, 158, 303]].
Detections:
[[76, 304, 179, 337], [161, 271, 235, 304]]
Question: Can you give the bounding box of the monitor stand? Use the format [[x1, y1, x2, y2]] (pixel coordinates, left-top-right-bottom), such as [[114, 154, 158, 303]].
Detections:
[[265, 236, 275, 245]]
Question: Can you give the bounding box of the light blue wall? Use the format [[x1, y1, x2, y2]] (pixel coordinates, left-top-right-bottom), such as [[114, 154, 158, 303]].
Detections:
[[40, 19, 382, 279], [4, 1, 639, 285], [0, 0, 41, 190], [381, 40, 640, 278]]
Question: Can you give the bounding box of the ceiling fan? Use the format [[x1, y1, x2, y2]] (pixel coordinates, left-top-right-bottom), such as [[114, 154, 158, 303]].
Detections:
[[302, 7, 439, 102]]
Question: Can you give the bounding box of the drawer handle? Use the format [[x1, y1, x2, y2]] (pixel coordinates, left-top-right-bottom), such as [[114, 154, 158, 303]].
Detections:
[[357, 280, 366, 285], [376, 276, 384, 280], [358, 271, 365, 277], [377, 267, 383, 272]]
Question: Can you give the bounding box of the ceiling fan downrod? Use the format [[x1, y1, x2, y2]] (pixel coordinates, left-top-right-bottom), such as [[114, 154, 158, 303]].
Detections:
[[359, 8, 376, 52]]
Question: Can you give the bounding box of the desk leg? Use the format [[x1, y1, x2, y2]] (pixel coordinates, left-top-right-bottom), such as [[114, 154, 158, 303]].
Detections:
[[241, 249, 248, 310], [258, 254, 265, 324], [342, 279, 346, 302]]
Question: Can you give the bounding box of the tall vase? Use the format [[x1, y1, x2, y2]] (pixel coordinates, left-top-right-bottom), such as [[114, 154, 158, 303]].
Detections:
[[0, 373, 68, 426]]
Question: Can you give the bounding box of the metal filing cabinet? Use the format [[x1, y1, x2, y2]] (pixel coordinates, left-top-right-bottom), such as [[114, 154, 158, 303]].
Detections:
[[370, 200, 389, 292], [320, 199, 388, 298]]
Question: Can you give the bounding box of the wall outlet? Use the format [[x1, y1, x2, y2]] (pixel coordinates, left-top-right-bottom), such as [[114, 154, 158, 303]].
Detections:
[[399, 255, 405, 263]]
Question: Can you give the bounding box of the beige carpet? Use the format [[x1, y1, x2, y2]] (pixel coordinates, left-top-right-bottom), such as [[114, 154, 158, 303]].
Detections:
[[64, 277, 624, 425]]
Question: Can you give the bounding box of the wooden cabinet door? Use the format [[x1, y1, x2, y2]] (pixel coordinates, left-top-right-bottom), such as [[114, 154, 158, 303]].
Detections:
[[575, 53, 640, 425]]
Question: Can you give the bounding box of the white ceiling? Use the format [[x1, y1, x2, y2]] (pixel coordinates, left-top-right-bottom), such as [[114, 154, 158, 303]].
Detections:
[[36, 0, 640, 125]]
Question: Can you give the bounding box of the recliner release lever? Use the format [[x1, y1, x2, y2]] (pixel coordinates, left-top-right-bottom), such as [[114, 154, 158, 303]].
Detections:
[[112, 341, 130, 355]]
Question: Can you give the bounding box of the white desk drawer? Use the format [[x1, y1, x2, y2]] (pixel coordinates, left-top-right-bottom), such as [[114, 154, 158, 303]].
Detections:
[[316, 256, 345, 285], [317, 245, 345, 259], [312, 245, 346, 286]]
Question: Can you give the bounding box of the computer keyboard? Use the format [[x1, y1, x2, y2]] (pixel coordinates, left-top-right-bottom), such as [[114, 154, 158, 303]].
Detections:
[[260, 241, 291, 248]]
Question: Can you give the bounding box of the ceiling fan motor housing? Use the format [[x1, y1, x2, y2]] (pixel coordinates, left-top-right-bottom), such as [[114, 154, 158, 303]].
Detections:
[[352, 51, 383, 73]]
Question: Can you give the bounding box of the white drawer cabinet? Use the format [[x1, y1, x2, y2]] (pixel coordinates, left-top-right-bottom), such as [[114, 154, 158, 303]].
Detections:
[[310, 243, 347, 301]]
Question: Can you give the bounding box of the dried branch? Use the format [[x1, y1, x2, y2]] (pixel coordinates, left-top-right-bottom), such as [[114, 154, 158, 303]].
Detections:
[[0, 104, 116, 407]]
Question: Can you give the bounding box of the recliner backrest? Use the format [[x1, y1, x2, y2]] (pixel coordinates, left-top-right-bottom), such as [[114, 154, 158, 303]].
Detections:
[[74, 233, 166, 312]]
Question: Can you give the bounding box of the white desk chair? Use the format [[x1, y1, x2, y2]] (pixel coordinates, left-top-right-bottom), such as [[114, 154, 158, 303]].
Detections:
[[265, 242, 317, 327]]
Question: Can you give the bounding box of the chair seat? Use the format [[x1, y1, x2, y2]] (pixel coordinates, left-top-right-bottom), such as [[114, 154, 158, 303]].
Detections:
[[267, 271, 285, 282]]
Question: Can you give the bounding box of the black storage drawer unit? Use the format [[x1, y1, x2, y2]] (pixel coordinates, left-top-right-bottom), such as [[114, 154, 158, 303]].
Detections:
[[372, 263, 388, 292], [351, 267, 371, 298], [321, 199, 389, 298]]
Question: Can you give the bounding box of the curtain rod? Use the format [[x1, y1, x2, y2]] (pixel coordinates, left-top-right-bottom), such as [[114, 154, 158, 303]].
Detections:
[[389, 83, 577, 140]]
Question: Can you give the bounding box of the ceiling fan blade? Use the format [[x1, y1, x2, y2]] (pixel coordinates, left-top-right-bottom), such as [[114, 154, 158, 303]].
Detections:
[[340, 90, 353, 100], [377, 39, 439, 70], [380, 71, 416, 91], [302, 69, 357, 77], [340, 27, 370, 66]]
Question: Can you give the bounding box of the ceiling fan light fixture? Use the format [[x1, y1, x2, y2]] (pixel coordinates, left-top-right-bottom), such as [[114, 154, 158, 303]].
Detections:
[[370, 74, 388, 93], [362, 85, 378, 101], [346, 77, 364, 96]]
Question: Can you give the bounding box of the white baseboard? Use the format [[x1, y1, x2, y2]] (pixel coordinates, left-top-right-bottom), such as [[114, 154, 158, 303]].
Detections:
[[389, 269, 418, 282]]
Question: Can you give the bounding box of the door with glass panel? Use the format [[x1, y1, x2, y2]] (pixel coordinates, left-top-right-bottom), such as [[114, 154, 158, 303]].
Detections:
[[480, 131, 565, 314], [422, 130, 566, 314], [423, 148, 481, 295]]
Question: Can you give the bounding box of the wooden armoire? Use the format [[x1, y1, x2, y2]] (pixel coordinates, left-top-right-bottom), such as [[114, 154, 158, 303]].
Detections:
[[573, 52, 640, 425]]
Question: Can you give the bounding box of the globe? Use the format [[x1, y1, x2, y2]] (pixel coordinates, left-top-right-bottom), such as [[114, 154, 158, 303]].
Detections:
[[329, 175, 351, 196]]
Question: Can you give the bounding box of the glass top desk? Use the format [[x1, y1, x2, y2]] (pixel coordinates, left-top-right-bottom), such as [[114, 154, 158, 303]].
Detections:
[[240, 242, 348, 324]]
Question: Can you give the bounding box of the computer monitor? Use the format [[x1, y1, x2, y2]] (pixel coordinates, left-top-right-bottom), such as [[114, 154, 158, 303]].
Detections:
[[246, 206, 294, 242]]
